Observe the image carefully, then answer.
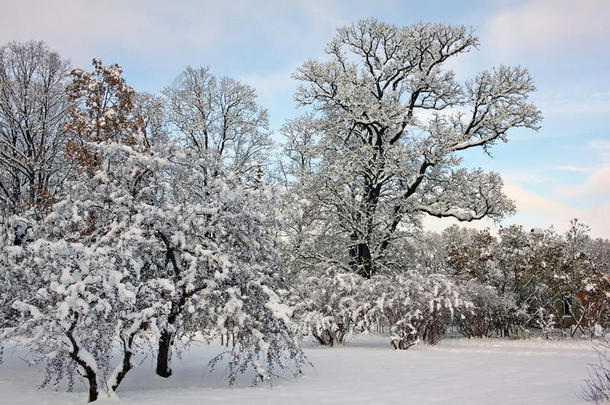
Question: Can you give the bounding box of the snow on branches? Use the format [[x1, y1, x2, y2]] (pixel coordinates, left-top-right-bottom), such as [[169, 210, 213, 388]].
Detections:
[[0, 58, 306, 402], [290, 19, 541, 277]]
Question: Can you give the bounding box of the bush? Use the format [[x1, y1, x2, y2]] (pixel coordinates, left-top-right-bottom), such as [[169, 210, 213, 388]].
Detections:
[[370, 271, 464, 349], [456, 280, 518, 338], [293, 271, 367, 346]]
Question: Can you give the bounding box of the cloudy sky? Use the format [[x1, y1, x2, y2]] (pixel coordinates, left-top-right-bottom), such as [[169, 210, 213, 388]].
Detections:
[[1, 0, 608, 237]]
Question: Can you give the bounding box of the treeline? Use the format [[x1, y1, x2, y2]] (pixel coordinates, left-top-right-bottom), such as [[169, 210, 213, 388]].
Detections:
[[288, 222, 610, 350]]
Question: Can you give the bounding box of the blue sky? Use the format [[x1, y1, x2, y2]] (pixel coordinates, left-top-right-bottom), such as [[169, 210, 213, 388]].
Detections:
[[1, 0, 609, 237]]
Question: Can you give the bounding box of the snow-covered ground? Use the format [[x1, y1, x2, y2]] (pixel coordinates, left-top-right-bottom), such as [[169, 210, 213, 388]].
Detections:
[[0, 335, 599, 404]]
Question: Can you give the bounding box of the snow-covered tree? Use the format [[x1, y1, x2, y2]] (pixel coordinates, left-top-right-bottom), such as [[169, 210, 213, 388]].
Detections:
[[134, 92, 171, 147], [0, 41, 72, 218], [444, 221, 610, 337], [553, 220, 610, 335], [150, 156, 307, 380], [292, 19, 541, 278], [444, 226, 524, 336], [163, 66, 272, 184], [1, 59, 307, 401], [455, 279, 517, 338], [64, 58, 145, 176], [0, 59, 170, 402], [0, 219, 166, 402]]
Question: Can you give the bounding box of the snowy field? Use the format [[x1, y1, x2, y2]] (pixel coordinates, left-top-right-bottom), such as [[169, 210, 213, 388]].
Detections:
[[0, 335, 599, 404]]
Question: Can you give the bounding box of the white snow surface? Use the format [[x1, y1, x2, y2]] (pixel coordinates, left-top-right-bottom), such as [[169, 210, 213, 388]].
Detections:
[[0, 335, 598, 404]]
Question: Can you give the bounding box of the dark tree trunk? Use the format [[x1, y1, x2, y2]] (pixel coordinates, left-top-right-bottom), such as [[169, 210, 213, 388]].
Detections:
[[85, 373, 99, 403], [111, 332, 136, 391], [66, 319, 99, 402], [349, 238, 374, 279], [112, 350, 132, 390], [156, 330, 174, 378], [356, 242, 373, 279], [391, 338, 415, 350], [154, 231, 207, 378]]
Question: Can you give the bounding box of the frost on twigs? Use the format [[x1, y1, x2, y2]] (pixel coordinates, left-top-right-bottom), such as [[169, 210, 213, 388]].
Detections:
[[0, 57, 306, 401], [287, 19, 541, 279], [279, 19, 541, 351], [0, 41, 72, 218]]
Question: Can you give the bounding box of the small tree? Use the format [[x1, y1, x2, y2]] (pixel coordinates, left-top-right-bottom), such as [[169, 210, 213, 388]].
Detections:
[[1, 228, 163, 402], [291, 270, 367, 346], [149, 159, 307, 379], [0, 59, 169, 402]]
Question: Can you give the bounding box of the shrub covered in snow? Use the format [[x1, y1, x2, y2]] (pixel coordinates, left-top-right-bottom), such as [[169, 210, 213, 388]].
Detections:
[[455, 280, 518, 338], [368, 271, 464, 349], [290, 270, 367, 346]]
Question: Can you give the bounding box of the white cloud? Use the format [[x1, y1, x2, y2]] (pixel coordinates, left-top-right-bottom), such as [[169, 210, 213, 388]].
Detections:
[[0, 0, 348, 68], [557, 165, 610, 200], [0, 0, 222, 66], [553, 165, 594, 173], [503, 183, 610, 238], [586, 139, 610, 163], [536, 91, 610, 117], [486, 0, 610, 57]]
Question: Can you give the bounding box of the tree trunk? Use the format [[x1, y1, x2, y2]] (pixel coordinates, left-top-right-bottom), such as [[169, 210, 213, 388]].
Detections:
[[86, 374, 99, 403], [356, 242, 374, 279], [112, 350, 132, 391], [111, 332, 135, 391], [156, 330, 174, 378], [66, 323, 99, 402], [349, 239, 374, 279]]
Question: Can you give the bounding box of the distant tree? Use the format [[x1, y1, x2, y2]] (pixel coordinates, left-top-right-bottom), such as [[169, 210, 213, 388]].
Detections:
[[276, 113, 321, 188], [445, 226, 496, 283], [556, 220, 610, 335], [134, 92, 170, 147], [163, 67, 272, 184], [0, 41, 72, 217], [445, 226, 528, 337], [444, 221, 610, 337], [455, 279, 516, 338]]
